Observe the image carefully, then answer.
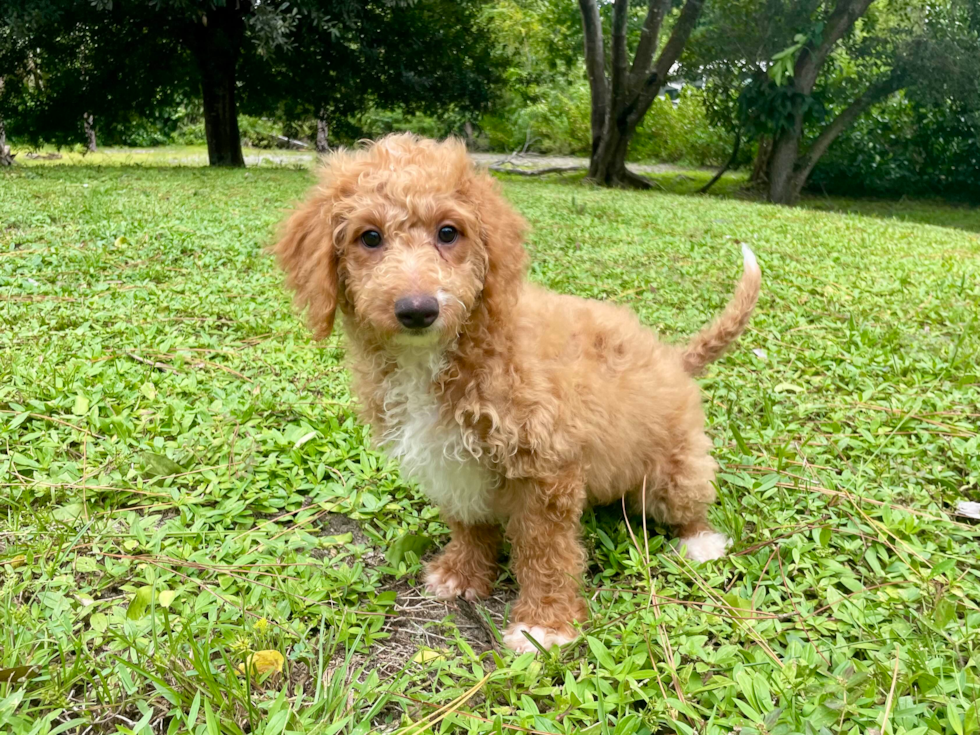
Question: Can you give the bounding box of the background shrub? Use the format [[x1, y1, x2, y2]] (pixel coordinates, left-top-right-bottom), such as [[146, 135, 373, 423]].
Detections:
[[629, 88, 734, 167], [809, 95, 980, 201]]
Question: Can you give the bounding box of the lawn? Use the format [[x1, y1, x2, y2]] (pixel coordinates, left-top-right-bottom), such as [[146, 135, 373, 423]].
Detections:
[[1, 160, 979, 735]]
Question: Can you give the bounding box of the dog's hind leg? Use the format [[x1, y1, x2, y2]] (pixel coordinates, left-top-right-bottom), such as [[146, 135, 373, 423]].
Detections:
[[636, 430, 730, 563], [502, 469, 588, 653], [424, 521, 501, 602]]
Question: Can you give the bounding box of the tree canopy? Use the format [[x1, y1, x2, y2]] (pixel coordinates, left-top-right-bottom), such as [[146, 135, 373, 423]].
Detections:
[[687, 0, 980, 202], [0, 0, 500, 166], [241, 0, 499, 144]]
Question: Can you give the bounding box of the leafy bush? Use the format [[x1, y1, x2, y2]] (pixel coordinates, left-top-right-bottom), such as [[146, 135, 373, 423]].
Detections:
[[810, 95, 980, 201], [101, 113, 184, 147], [629, 88, 734, 166], [169, 118, 207, 146], [238, 115, 287, 148], [480, 81, 592, 155], [355, 108, 461, 142], [479, 82, 733, 165]]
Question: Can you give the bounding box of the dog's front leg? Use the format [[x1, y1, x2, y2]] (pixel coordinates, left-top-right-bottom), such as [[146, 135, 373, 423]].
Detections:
[[424, 520, 501, 602], [502, 470, 588, 653]]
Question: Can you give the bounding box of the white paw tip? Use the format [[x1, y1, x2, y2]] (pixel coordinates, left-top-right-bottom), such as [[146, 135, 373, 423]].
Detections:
[[502, 623, 577, 653], [741, 243, 759, 273], [423, 568, 482, 601], [678, 531, 730, 563]]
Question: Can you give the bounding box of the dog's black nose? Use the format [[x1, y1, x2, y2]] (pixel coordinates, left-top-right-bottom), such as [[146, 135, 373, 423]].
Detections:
[[394, 295, 440, 329]]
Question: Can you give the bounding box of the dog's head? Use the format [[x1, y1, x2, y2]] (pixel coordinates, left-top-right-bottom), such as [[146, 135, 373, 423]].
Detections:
[[273, 134, 527, 346]]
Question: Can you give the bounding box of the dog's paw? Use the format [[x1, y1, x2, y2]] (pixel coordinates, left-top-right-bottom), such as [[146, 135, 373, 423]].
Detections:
[[423, 565, 489, 602], [678, 531, 730, 563], [502, 623, 577, 653]]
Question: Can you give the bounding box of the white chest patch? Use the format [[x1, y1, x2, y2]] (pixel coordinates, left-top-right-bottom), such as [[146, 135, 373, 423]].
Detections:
[[378, 350, 499, 524]]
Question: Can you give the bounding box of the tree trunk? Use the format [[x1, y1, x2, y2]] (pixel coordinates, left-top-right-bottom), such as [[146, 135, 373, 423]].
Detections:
[[315, 115, 329, 154], [83, 113, 97, 153], [767, 121, 803, 204], [577, 0, 705, 188], [767, 74, 900, 205], [578, 0, 608, 161], [188, 5, 246, 167], [763, 0, 878, 204], [588, 126, 652, 188], [0, 118, 13, 166]]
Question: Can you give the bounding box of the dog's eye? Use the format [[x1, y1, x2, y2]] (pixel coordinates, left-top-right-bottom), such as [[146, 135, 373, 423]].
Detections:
[[360, 230, 383, 248], [437, 225, 459, 244]]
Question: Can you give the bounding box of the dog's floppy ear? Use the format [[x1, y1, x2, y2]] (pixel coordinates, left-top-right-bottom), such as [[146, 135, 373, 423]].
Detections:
[[272, 192, 338, 340], [469, 171, 527, 318]]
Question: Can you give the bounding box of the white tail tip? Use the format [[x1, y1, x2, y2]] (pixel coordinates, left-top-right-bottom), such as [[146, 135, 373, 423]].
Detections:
[[741, 243, 759, 273], [957, 501, 980, 519]]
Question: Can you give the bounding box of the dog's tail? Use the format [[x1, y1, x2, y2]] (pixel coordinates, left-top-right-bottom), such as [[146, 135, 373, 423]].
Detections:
[[682, 244, 762, 375]]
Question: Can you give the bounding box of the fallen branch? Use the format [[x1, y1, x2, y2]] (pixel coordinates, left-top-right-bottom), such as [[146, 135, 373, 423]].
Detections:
[[0, 409, 105, 439], [126, 352, 176, 372], [488, 165, 585, 177], [273, 135, 308, 150]]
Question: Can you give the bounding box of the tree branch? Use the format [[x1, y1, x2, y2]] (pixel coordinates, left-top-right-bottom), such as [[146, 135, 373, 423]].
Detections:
[[624, 0, 706, 131], [629, 0, 670, 90], [794, 73, 902, 185], [610, 0, 630, 120], [796, 0, 876, 92], [578, 0, 609, 158], [699, 127, 741, 194], [653, 0, 706, 82]]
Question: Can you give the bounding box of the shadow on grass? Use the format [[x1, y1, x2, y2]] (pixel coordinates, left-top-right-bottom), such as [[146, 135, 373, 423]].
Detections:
[[498, 165, 980, 235], [647, 168, 980, 235]]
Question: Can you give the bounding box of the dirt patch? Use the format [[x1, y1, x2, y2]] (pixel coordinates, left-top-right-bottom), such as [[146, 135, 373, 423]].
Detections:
[[370, 577, 514, 678], [317, 513, 371, 546], [310, 513, 377, 563]]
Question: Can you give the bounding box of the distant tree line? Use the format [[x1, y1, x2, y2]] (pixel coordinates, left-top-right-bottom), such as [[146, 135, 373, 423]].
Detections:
[[2, 0, 980, 204]]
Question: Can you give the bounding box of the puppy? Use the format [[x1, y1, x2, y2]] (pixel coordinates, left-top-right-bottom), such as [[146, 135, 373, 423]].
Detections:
[[273, 134, 761, 652]]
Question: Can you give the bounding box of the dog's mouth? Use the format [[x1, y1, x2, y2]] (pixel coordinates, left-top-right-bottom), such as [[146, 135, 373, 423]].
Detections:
[[391, 324, 444, 347]]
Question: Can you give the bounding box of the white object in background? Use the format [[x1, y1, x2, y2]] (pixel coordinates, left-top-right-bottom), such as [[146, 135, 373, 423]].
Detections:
[[956, 501, 980, 520]]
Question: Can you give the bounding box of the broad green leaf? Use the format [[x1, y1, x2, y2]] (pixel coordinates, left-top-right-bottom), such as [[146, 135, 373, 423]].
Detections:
[[587, 636, 616, 670], [386, 533, 433, 567], [90, 613, 108, 633], [72, 395, 89, 415], [75, 556, 100, 573], [141, 452, 184, 478], [127, 587, 154, 620]]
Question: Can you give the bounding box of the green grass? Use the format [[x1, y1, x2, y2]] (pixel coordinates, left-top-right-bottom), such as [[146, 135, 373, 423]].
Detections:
[[1, 160, 979, 735], [9, 144, 314, 168]]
